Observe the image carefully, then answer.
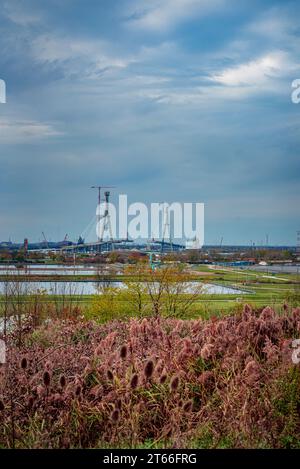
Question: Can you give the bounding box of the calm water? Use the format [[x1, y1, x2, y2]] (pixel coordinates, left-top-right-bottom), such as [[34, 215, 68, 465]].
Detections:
[[0, 280, 246, 296], [0, 278, 248, 333], [2, 263, 299, 275], [242, 264, 300, 274], [0, 264, 121, 276], [0, 264, 249, 295]]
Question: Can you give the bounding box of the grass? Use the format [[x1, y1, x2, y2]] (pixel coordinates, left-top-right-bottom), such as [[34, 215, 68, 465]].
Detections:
[[0, 279, 299, 320], [0, 265, 299, 323], [1, 306, 300, 448], [0, 263, 299, 449]]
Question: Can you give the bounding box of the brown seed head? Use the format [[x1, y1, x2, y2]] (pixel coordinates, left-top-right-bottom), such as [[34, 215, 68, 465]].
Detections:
[[160, 373, 167, 384], [130, 373, 139, 389], [21, 357, 27, 370], [111, 409, 120, 422], [60, 375, 66, 388], [28, 396, 34, 409], [43, 371, 51, 387], [144, 360, 154, 379], [120, 344, 128, 359], [169, 375, 180, 392]]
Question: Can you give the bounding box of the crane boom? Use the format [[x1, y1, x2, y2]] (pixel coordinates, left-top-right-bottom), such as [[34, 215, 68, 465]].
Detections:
[[41, 232, 49, 249]]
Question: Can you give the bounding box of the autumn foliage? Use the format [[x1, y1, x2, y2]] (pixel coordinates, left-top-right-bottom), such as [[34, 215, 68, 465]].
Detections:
[[0, 304, 300, 448]]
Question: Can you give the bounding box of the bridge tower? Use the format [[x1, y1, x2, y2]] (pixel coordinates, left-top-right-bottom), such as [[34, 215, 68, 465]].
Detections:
[[91, 185, 115, 242], [99, 191, 114, 242], [162, 204, 173, 252]]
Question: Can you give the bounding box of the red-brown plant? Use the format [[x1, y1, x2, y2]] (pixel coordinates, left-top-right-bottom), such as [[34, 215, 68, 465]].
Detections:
[[0, 304, 299, 448]]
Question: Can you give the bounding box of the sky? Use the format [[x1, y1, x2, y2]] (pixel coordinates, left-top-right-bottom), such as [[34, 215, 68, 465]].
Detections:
[[0, 0, 299, 245]]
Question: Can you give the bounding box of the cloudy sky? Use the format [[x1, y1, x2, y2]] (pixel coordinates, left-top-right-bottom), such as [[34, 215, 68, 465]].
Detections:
[[0, 0, 299, 245]]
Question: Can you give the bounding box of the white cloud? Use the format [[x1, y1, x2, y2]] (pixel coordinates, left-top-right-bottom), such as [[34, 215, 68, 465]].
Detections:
[[30, 34, 134, 78], [0, 119, 63, 143], [126, 0, 225, 31], [209, 52, 293, 87]]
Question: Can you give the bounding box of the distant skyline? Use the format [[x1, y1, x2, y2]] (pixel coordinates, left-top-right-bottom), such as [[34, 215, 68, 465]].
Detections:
[[0, 0, 299, 245]]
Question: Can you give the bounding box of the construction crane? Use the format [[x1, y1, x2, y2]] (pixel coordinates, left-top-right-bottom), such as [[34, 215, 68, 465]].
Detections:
[[91, 185, 116, 242]]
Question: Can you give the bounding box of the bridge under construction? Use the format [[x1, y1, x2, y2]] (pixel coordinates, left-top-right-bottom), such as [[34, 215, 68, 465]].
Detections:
[[60, 187, 186, 254], [0, 187, 186, 254], [60, 239, 185, 254]]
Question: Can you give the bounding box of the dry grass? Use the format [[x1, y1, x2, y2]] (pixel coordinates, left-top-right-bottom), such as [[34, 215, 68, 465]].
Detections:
[[0, 304, 300, 448]]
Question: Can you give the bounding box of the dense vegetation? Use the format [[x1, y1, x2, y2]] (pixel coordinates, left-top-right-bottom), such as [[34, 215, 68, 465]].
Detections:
[[1, 304, 300, 448]]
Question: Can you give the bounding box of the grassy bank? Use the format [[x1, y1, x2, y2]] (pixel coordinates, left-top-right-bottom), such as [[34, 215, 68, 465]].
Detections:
[[1, 265, 299, 321]]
